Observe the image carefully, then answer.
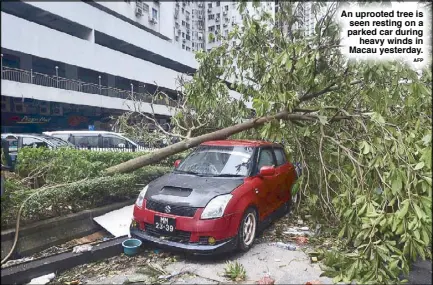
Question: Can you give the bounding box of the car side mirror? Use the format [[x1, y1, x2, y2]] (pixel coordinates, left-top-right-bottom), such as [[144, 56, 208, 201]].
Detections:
[[174, 159, 182, 168], [259, 166, 275, 177]]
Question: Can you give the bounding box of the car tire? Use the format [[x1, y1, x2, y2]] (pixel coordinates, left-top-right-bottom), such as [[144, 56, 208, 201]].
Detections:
[[237, 208, 258, 252]]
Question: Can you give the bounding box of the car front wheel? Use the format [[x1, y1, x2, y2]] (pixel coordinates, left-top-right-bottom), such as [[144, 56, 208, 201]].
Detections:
[[238, 208, 257, 252]]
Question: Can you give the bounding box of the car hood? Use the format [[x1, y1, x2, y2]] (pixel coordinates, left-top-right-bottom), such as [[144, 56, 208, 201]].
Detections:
[[144, 172, 245, 208]]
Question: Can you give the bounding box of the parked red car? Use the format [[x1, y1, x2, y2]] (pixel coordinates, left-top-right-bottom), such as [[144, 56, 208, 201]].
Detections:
[[130, 140, 299, 254]]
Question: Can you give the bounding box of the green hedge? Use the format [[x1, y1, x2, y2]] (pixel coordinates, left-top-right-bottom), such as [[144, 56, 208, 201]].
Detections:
[[1, 147, 189, 228], [1, 166, 170, 228], [16, 148, 188, 185]]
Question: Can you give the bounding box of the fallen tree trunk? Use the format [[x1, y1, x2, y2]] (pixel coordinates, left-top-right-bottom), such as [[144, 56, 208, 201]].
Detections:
[[105, 111, 317, 175]]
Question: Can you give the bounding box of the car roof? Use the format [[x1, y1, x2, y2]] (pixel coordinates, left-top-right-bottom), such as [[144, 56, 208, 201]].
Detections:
[[201, 140, 280, 147], [44, 130, 116, 134], [1, 133, 53, 139]]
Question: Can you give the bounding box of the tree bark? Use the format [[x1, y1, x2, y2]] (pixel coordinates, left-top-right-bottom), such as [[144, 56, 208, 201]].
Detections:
[[104, 111, 315, 175]]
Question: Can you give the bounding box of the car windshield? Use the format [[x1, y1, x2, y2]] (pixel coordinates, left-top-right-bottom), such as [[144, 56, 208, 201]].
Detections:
[[42, 136, 73, 147], [175, 145, 254, 177]]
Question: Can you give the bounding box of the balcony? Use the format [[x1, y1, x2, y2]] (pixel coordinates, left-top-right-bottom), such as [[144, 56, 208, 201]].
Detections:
[[1, 66, 176, 107]]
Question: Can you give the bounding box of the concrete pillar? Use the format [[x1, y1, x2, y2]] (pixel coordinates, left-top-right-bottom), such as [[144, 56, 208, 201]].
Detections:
[[86, 29, 95, 43], [65, 65, 78, 80], [19, 54, 32, 70], [107, 74, 116, 97]]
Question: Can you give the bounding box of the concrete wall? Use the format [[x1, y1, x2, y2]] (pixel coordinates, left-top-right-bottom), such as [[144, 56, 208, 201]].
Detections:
[[2, 12, 185, 92], [1, 81, 174, 116], [21, 1, 197, 69]]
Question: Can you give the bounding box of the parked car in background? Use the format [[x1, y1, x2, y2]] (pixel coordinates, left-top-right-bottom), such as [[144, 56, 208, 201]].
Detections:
[[130, 140, 299, 255], [1, 133, 74, 164], [43, 131, 152, 151]]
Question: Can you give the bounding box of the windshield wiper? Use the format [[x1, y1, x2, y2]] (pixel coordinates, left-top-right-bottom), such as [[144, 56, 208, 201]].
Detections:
[[209, 174, 244, 177], [174, 170, 201, 176]]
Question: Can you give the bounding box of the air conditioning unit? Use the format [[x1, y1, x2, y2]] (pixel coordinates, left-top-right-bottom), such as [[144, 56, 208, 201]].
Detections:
[[39, 102, 50, 116], [149, 16, 157, 24], [1, 96, 11, 112], [135, 7, 143, 16], [223, 23, 228, 27], [223, 11, 227, 15]]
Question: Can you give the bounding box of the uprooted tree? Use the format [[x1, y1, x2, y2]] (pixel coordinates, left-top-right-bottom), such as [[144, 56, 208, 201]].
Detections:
[[106, 1, 432, 283]]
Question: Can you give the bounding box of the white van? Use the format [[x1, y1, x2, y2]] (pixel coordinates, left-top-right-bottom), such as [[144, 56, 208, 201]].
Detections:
[[43, 131, 153, 152]]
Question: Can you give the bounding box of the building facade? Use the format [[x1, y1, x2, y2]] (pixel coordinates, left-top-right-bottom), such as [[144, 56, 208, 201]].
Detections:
[[1, 1, 245, 133]]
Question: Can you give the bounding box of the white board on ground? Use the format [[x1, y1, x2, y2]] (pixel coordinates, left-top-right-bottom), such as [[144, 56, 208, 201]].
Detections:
[[93, 205, 134, 237]]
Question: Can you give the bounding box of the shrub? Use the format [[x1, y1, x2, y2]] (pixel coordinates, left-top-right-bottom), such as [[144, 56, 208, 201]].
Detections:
[[1, 166, 170, 228], [15, 148, 188, 186]]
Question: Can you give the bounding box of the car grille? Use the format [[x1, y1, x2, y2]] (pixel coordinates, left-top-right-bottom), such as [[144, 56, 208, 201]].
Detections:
[[144, 223, 191, 243], [146, 199, 197, 217]]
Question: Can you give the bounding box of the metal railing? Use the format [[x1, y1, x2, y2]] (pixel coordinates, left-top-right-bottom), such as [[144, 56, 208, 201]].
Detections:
[[0, 63, 176, 107]]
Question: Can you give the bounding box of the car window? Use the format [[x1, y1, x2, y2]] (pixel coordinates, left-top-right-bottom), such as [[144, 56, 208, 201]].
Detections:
[[52, 134, 71, 142], [74, 136, 99, 148], [257, 148, 275, 171], [22, 137, 48, 148], [274, 148, 287, 166], [102, 135, 130, 148]]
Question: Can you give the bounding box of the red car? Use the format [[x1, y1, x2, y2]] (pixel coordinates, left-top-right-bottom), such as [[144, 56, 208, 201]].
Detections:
[[130, 140, 299, 254]]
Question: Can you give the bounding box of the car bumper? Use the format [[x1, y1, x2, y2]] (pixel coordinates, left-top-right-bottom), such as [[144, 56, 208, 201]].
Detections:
[[130, 227, 237, 255]]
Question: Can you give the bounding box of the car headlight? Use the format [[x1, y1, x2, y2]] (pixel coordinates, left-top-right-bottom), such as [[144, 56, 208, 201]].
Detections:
[[201, 194, 233, 220], [135, 185, 149, 208]]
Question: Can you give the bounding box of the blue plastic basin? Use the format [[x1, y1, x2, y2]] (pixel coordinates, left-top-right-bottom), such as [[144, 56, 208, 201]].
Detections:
[[122, 238, 142, 256]]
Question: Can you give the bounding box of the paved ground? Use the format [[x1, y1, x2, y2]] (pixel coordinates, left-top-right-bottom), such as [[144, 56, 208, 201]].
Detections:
[[81, 242, 331, 285]]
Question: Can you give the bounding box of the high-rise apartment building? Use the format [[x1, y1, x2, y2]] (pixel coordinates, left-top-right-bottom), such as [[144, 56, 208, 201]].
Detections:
[[276, 1, 335, 37], [172, 1, 275, 53]]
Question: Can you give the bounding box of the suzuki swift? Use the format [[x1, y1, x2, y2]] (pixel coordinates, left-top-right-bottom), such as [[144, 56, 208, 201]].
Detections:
[[130, 140, 299, 254]]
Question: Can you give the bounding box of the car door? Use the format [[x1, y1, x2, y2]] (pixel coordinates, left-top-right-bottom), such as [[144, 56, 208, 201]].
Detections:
[[253, 147, 279, 219], [273, 146, 294, 207]]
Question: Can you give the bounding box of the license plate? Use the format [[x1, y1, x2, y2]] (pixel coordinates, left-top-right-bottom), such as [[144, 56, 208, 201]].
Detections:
[[154, 215, 176, 233]]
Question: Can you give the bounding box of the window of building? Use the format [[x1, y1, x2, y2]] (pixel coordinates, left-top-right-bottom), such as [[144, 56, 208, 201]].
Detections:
[[175, 36, 179, 41], [182, 44, 185, 49], [208, 25, 215, 32], [192, 42, 195, 47], [208, 3, 212, 8], [143, 3, 149, 11], [225, 5, 229, 11], [186, 47, 191, 51], [216, 1, 220, 7], [186, 23, 190, 29], [216, 13, 221, 18], [182, 8, 185, 13], [208, 14, 215, 20], [186, 34, 191, 40], [182, 32, 185, 38], [216, 24, 220, 30], [152, 8, 158, 18], [182, 20, 185, 26]]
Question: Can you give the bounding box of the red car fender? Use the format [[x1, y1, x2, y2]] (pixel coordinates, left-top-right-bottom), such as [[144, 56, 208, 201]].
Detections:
[[224, 181, 261, 231]]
